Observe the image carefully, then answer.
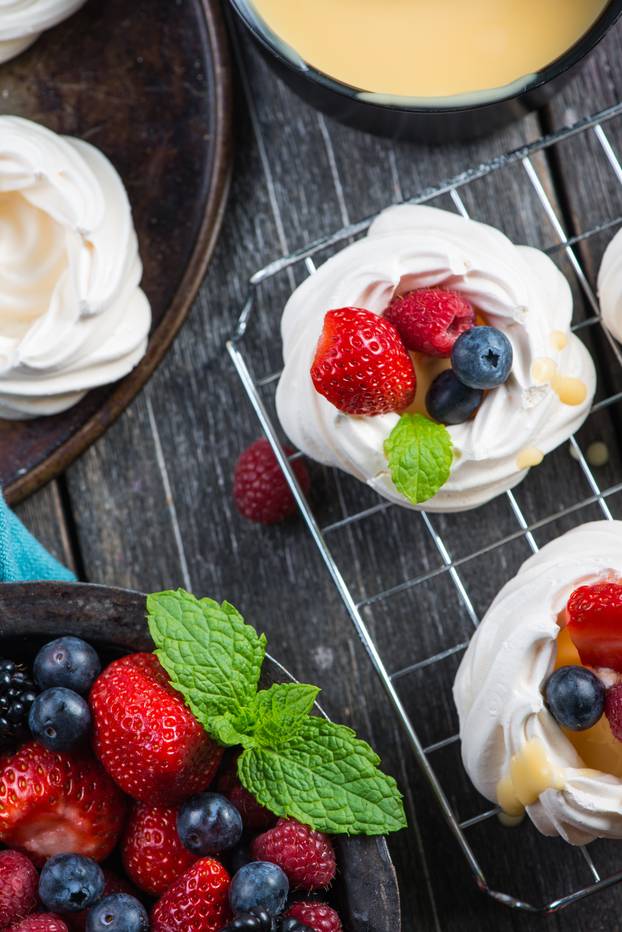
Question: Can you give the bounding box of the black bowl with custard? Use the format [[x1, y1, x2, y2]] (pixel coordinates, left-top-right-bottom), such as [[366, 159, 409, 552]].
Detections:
[[227, 0, 622, 142]]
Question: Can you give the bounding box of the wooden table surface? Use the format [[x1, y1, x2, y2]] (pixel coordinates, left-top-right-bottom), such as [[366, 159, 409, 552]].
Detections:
[[19, 11, 622, 931]]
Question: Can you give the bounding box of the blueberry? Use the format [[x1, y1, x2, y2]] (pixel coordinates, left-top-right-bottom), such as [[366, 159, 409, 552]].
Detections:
[[85, 893, 149, 932], [544, 665, 605, 731], [451, 326, 513, 390], [29, 687, 91, 751], [229, 862, 289, 917], [39, 854, 104, 913], [426, 370, 483, 425], [34, 637, 101, 694], [177, 792, 243, 855]]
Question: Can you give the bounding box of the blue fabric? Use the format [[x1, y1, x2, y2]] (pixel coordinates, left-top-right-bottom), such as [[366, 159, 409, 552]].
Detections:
[[0, 491, 76, 582]]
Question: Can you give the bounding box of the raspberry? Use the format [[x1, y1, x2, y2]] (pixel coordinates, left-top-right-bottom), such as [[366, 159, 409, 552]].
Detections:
[[0, 850, 38, 929], [251, 819, 336, 890], [383, 288, 475, 357], [233, 439, 310, 525], [605, 683, 622, 741], [217, 766, 276, 831], [311, 307, 416, 416], [285, 901, 343, 932]]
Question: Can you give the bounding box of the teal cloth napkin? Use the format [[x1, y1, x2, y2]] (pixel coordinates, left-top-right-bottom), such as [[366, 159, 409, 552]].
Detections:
[[0, 492, 76, 583]]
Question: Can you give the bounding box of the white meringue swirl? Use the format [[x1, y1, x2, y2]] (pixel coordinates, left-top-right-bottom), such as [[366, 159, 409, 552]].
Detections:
[[598, 227, 622, 344], [454, 521, 622, 845], [0, 116, 150, 418], [0, 0, 86, 63], [276, 205, 596, 512]]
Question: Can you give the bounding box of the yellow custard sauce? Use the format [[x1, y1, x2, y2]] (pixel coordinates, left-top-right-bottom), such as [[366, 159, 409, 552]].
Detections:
[[250, 0, 608, 98]]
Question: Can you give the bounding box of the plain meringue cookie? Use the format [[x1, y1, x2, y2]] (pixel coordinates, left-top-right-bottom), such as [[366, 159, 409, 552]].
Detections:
[[0, 115, 151, 418], [454, 520, 622, 845], [0, 0, 86, 63], [276, 204, 596, 513], [598, 227, 622, 343]]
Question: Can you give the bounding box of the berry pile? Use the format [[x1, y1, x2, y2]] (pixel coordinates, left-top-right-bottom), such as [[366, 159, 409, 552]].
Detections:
[[544, 582, 622, 739], [0, 636, 344, 932], [309, 288, 513, 425]]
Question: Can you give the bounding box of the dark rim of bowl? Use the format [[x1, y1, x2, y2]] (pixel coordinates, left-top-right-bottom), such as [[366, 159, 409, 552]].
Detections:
[[228, 0, 622, 114]]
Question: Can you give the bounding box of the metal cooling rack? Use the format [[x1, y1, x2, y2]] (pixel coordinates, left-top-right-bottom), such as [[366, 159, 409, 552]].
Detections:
[[227, 100, 622, 914]]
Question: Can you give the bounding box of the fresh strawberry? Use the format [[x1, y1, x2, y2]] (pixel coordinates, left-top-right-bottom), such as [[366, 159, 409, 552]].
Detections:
[[311, 308, 416, 416], [122, 802, 197, 896], [605, 683, 622, 741], [0, 850, 38, 929], [383, 288, 475, 357], [251, 818, 336, 890], [7, 916, 68, 932], [217, 765, 276, 830], [0, 742, 125, 864], [151, 858, 231, 932], [285, 900, 343, 932], [567, 582, 622, 672], [233, 439, 311, 525], [65, 869, 139, 932], [90, 653, 223, 806]]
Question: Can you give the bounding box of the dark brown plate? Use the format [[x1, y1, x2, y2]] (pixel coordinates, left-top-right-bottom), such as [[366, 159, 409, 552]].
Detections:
[[0, 581, 402, 931], [0, 0, 232, 505]]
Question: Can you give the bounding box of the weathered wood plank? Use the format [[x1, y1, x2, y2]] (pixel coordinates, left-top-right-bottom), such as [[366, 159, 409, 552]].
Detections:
[[14, 481, 76, 576]]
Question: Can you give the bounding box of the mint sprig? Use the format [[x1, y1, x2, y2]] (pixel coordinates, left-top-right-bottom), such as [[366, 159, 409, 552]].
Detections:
[[147, 590, 406, 836], [146, 590, 265, 734], [384, 412, 453, 505]]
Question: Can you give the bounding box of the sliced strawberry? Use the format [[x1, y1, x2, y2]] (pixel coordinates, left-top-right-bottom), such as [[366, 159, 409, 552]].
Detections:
[[567, 582, 622, 672], [90, 653, 223, 806], [311, 308, 416, 416], [0, 741, 125, 864]]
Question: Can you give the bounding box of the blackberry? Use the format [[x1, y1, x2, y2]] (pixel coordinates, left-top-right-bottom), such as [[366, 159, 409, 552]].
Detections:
[[221, 912, 313, 931], [0, 659, 38, 749], [221, 908, 275, 931]]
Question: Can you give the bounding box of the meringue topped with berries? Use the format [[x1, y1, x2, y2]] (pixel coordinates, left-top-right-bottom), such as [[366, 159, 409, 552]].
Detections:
[[455, 521, 622, 844], [276, 204, 596, 512]]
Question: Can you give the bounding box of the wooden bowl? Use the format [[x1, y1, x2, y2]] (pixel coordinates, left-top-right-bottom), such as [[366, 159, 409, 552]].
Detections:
[[0, 582, 401, 932], [0, 0, 232, 505]]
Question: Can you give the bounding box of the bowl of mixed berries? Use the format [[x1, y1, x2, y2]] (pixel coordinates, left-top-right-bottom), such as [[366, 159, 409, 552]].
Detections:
[[0, 583, 403, 932]]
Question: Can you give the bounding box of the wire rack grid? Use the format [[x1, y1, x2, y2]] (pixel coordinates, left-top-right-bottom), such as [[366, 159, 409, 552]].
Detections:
[[227, 100, 622, 915]]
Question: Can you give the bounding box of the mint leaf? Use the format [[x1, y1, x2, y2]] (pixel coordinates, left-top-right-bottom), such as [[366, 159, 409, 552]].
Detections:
[[252, 683, 320, 747], [384, 413, 453, 505], [147, 589, 407, 836], [147, 589, 266, 730], [237, 716, 407, 835]]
